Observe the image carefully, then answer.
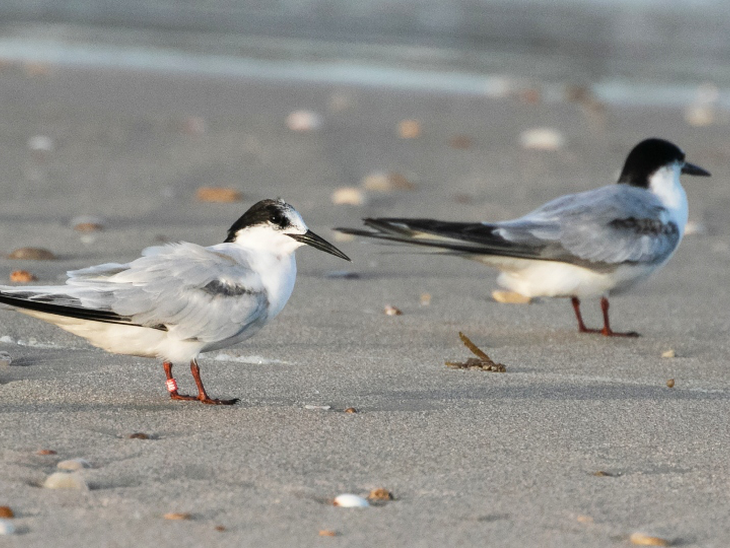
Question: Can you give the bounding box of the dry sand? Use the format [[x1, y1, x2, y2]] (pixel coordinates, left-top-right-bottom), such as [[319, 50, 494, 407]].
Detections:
[[0, 56, 729, 547]]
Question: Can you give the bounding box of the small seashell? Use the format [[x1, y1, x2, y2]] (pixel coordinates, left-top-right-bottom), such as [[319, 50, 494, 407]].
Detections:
[[629, 532, 671, 546], [286, 110, 323, 132], [126, 432, 150, 439], [0, 351, 12, 367], [331, 187, 366, 206], [27, 135, 55, 152], [163, 512, 192, 520], [520, 128, 565, 151], [492, 290, 531, 304], [576, 515, 593, 523], [333, 494, 369, 508], [0, 506, 13, 518], [7, 247, 56, 260], [361, 172, 416, 192], [684, 105, 714, 127], [304, 405, 331, 410], [10, 270, 38, 282], [70, 215, 106, 232], [367, 488, 393, 501], [36, 449, 57, 455], [57, 458, 91, 471], [0, 519, 16, 535], [397, 119, 421, 139], [195, 187, 243, 203], [384, 305, 402, 316], [344, 407, 357, 414], [319, 529, 338, 537], [420, 293, 432, 306], [666, 379, 675, 389], [43, 472, 88, 490], [661, 349, 676, 359]]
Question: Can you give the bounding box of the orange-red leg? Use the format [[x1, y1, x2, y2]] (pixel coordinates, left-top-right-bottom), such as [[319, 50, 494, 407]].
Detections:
[[571, 297, 639, 337]]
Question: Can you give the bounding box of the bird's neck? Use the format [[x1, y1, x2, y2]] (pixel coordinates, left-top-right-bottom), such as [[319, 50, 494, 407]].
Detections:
[[648, 165, 689, 233]]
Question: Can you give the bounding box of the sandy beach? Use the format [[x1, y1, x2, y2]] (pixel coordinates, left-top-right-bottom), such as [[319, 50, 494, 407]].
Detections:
[[0, 44, 729, 547]]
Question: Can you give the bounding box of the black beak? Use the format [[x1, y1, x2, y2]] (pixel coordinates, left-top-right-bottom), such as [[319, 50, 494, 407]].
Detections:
[[289, 230, 351, 261], [682, 162, 711, 177]]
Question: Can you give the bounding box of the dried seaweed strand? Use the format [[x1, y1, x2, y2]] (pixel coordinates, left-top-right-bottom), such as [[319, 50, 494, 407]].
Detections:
[[459, 331, 490, 360]]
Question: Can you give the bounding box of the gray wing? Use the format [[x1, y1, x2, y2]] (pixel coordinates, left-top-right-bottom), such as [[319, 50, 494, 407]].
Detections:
[[497, 185, 681, 265], [338, 185, 681, 267], [0, 242, 269, 343]]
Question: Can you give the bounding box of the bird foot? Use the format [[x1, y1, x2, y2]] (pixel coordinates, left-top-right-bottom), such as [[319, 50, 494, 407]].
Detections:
[[199, 397, 239, 405], [169, 391, 199, 402], [578, 327, 640, 337]]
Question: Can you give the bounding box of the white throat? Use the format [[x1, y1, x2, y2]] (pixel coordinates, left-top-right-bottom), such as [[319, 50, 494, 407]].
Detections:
[[648, 163, 689, 233]]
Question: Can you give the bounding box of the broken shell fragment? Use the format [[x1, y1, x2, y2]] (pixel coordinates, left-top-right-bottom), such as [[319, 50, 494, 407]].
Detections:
[[319, 530, 338, 537], [71, 215, 106, 232], [10, 270, 38, 282], [57, 458, 91, 471], [36, 449, 57, 455], [195, 187, 243, 203], [163, 512, 192, 520], [0, 506, 13, 518], [331, 187, 367, 206], [367, 488, 393, 501], [384, 305, 403, 316], [661, 349, 676, 358], [397, 119, 421, 139], [519, 128, 565, 151], [344, 407, 358, 414], [7, 247, 56, 260], [492, 290, 532, 304], [333, 494, 369, 508], [286, 110, 323, 132], [629, 532, 671, 546], [43, 472, 89, 490]]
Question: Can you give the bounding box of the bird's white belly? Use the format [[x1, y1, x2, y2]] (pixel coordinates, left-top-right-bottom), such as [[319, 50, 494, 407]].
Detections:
[[477, 257, 658, 298], [18, 310, 206, 363]]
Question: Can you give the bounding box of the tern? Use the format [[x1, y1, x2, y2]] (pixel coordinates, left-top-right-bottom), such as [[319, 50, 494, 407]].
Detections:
[[337, 138, 710, 336], [0, 199, 350, 404]]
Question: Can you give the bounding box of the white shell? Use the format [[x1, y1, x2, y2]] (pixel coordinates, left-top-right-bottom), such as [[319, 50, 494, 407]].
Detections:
[[43, 472, 89, 490], [0, 519, 16, 535], [519, 128, 565, 151], [304, 405, 331, 411], [331, 187, 367, 206], [333, 494, 369, 508], [57, 458, 91, 471]]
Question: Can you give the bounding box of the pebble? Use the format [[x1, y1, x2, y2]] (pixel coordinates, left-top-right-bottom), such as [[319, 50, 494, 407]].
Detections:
[[10, 270, 37, 282], [397, 119, 421, 139], [319, 529, 338, 537], [7, 247, 56, 260], [43, 472, 89, 490], [492, 290, 532, 304], [666, 379, 675, 389], [331, 187, 367, 206], [286, 110, 323, 132], [304, 405, 331, 411], [0, 506, 13, 518], [661, 349, 676, 359], [629, 532, 671, 546], [344, 407, 358, 414], [195, 187, 243, 203], [519, 128, 565, 151], [420, 293, 432, 306], [333, 494, 369, 508], [126, 433, 151, 439], [57, 458, 91, 471], [0, 351, 12, 367], [0, 519, 15, 535], [384, 305, 403, 316], [36, 449, 57, 455]]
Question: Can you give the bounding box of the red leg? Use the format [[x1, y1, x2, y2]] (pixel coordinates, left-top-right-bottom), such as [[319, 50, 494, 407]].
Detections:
[[190, 359, 238, 405], [572, 297, 601, 334], [163, 361, 197, 401], [599, 297, 639, 337]]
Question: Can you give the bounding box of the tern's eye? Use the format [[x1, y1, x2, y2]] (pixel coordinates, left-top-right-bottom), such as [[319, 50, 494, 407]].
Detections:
[[269, 213, 284, 226]]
